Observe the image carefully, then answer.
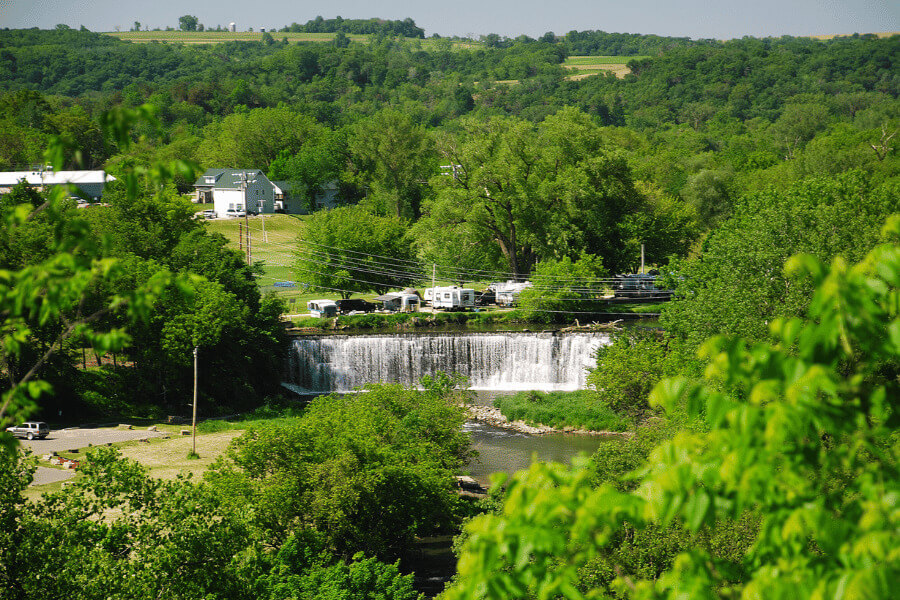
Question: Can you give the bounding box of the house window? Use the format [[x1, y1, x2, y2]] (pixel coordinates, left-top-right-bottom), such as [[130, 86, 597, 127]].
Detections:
[[205, 176, 215, 183]]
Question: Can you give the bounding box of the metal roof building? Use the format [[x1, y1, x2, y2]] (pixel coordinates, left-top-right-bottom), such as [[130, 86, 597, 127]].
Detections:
[[0, 169, 116, 200]]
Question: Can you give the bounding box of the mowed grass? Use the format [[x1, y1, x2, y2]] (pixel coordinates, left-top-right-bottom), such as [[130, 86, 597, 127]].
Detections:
[[204, 214, 330, 306], [118, 430, 245, 480], [563, 55, 647, 80]]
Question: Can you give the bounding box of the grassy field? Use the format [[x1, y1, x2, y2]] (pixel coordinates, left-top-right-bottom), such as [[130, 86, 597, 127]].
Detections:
[[204, 214, 318, 304], [106, 31, 479, 50], [563, 55, 647, 80]]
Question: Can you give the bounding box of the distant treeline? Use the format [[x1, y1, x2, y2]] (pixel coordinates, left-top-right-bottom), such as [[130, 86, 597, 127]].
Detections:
[[279, 16, 425, 39]]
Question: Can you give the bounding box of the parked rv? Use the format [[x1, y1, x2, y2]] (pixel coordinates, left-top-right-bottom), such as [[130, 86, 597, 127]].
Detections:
[[424, 286, 476, 310], [495, 281, 533, 307], [307, 299, 338, 317], [374, 293, 420, 312]]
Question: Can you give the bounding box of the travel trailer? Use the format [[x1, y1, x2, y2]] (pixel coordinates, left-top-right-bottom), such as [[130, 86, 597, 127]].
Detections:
[[307, 299, 338, 318], [424, 286, 476, 310], [494, 281, 533, 307], [374, 293, 420, 312]]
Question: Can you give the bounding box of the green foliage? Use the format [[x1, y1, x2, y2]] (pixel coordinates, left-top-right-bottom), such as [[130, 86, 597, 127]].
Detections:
[[421, 108, 651, 276], [178, 15, 199, 32], [518, 252, 608, 321], [297, 205, 417, 297], [207, 379, 473, 560], [662, 172, 900, 347], [443, 218, 900, 599], [587, 330, 671, 418], [0, 106, 187, 437], [2, 446, 253, 599], [495, 390, 630, 432]]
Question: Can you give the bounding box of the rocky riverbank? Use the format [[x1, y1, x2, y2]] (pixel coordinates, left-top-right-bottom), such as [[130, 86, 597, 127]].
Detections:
[[464, 404, 631, 438]]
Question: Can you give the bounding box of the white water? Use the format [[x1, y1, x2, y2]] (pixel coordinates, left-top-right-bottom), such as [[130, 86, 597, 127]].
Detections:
[[287, 331, 610, 393]]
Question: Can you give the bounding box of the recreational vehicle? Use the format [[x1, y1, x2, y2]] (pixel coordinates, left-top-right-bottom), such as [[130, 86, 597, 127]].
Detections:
[[374, 293, 420, 312], [307, 299, 338, 318], [424, 286, 476, 310], [495, 281, 533, 307]]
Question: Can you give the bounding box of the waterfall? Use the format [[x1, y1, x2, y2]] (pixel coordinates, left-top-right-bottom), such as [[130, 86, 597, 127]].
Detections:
[[287, 331, 611, 393]]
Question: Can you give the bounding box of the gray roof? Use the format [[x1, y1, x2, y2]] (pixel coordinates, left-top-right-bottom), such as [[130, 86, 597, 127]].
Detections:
[[0, 170, 115, 187], [193, 168, 268, 190]]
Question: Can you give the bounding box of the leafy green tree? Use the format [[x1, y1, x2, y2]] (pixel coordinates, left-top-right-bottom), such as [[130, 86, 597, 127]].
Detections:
[[297, 205, 417, 297], [663, 171, 900, 346], [443, 217, 900, 599], [178, 15, 198, 32], [587, 330, 671, 418], [0, 106, 185, 438], [207, 378, 473, 560], [347, 109, 436, 220], [422, 108, 647, 277], [518, 252, 608, 321], [196, 107, 323, 171]]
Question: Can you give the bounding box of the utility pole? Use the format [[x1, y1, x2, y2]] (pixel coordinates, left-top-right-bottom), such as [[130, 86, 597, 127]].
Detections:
[[235, 171, 256, 265], [640, 243, 645, 274], [191, 346, 198, 456], [431, 264, 436, 314]]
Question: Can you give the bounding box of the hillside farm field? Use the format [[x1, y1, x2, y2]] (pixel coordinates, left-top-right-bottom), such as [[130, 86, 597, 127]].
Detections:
[[563, 55, 648, 79], [108, 31, 369, 44], [106, 31, 478, 50]]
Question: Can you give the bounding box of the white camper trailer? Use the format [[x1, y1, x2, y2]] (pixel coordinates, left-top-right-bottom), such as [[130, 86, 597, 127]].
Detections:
[[425, 286, 476, 310], [374, 293, 420, 313], [307, 299, 338, 318], [495, 281, 533, 307]]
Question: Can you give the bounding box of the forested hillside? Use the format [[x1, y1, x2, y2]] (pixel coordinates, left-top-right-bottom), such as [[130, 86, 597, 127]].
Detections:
[[0, 23, 897, 600]]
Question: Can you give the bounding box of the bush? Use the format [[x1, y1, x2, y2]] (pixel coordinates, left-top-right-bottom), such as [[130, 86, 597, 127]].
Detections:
[[495, 390, 631, 431], [587, 329, 670, 417]]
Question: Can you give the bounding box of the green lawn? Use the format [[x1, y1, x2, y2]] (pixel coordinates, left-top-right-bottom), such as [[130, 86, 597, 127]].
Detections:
[[204, 214, 315, 302]]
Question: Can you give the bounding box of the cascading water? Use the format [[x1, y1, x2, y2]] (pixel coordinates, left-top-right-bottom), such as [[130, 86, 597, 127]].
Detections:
[[287, 331, 611, 393]]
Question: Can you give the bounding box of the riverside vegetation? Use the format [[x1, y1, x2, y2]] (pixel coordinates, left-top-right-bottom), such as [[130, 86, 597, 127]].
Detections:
[[0, 19, 897, 599]]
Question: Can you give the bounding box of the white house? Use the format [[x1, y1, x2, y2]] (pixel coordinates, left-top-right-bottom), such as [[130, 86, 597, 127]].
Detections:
[[0, 168, 115, 200], [193, 169, 275, 216]]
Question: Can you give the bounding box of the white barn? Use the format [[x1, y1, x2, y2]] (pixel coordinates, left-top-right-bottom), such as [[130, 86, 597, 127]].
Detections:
[[0, 169, 115, 200]]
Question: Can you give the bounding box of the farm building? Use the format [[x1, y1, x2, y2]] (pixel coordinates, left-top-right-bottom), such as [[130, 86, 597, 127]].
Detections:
[[0, 169, 116, 200], [193, 169, 275, 215]]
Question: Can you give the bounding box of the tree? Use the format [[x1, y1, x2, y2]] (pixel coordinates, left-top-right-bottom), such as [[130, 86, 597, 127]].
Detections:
[[296, 205, 417, 297], [196, 107, 323, 171], [347, 109, 436, 220], [517, 252, 608, 322], [178, 15, 198, 32], [207, 378, 473, 560], [662, 171, 900, 346], [443, 217, 900, 599], [421, 109, 646, 277], [0, 105, 187, 440]]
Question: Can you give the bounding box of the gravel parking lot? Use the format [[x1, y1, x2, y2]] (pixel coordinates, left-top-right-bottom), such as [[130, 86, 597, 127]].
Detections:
[[18, 426, 167, 455], [18, 426, 170, 488]]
